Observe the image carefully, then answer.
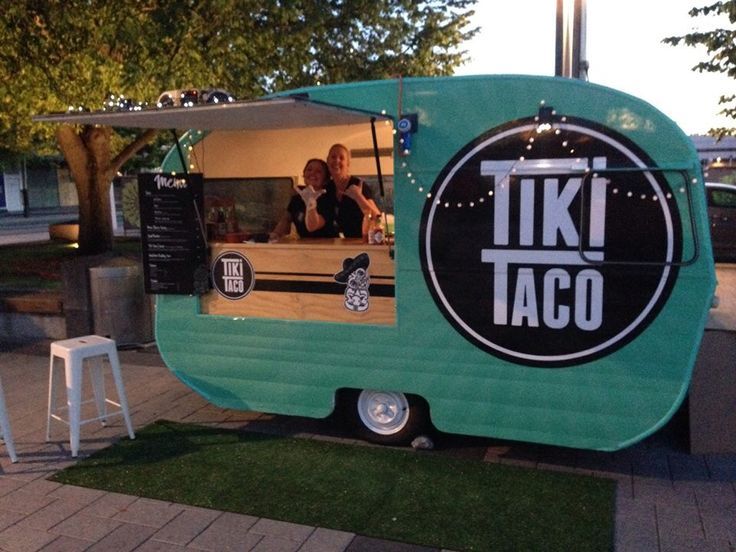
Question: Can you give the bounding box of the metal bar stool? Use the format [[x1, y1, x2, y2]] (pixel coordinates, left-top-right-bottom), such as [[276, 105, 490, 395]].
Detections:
[[47, 335, 135, 457], [0, 374, 17, 463]]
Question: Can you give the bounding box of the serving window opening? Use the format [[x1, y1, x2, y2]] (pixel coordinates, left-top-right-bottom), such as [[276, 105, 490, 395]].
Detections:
[[192, 114, 397, 326]]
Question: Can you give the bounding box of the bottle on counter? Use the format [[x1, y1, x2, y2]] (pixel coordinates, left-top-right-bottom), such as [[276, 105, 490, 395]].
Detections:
[[362, 213, 370, 243], [206, 207, 218, 241], [216, 208, 227, 237], [368, 213, 384, 245], [225, 206, 239, 233]]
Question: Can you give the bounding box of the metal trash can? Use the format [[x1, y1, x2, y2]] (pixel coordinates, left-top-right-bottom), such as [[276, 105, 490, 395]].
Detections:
[[89, 258, 153, 345]]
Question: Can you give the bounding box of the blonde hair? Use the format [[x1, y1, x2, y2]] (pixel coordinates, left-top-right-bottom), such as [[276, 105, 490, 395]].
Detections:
[[328, 143, 351, 161]]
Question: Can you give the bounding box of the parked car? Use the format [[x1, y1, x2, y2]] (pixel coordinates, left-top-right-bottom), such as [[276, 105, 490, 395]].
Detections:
[[706, 182, 736, 262], [705, 182, 736, 262]]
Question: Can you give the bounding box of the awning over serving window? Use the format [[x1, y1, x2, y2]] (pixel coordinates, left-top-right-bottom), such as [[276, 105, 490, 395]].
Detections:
[[33, 97, 391, 130]]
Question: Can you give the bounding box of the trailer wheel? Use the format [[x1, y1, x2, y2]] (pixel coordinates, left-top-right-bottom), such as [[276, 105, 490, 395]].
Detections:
[[348, 389, 429, 446]]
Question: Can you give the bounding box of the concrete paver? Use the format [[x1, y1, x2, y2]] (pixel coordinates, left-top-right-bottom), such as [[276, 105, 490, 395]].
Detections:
[[299, 527, 356, 552], [77, 491, 137, 519], [37, 535, 92, 552], [250, 518, 314, 543], [0, 522, 58, 552], [0, 490, 55, 516], [46, 511, 121, 542], [0, 341, 733, 551], [150, 506, 221, 546], [701, 505, 736, 542], [134, 540, 189, 552], [16, 498, 88, 532], [46, 485, 104, 506], [250, 535, 303, 552], [614, 495, 658, 552], [187, 511, 262, 551], [0, 511, 24, 533], [111, 497, 185, 529], [84, 522, 157, 552], [0, 478, 24, 499]]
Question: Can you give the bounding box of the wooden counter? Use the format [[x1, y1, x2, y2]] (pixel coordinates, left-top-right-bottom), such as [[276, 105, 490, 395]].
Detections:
[[201, 238, 396, 325]]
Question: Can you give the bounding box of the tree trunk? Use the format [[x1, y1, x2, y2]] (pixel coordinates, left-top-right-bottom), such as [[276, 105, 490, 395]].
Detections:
[[79, 169, 114, 254], [56, 125, 157, 255]]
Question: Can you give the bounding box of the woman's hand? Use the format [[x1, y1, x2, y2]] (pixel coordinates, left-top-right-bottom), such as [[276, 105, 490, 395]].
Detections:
[[342, 182, 363, 203], [298, 185, 326, 210], [344, 183, 381, 217]]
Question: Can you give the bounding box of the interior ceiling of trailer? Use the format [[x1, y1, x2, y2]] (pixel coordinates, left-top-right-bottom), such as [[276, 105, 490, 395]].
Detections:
[[33, 97, 391, 130]]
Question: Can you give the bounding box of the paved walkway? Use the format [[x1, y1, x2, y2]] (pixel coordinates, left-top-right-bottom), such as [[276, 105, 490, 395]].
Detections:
[[0, 340, 734, 552]]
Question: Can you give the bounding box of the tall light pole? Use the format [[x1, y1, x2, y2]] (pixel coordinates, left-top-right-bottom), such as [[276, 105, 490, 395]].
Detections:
[[555, 0, 588, 79]]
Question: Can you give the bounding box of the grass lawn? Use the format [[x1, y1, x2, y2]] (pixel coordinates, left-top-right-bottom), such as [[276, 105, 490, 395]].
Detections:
[[0, 239, 141, 291], [52, 420, 615, 551]]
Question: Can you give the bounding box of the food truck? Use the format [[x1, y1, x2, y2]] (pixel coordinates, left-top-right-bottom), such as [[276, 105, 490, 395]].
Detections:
[[38, 75, 717, 450]]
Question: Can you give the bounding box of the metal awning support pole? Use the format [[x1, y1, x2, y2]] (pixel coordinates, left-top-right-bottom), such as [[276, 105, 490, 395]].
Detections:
[[21, 156, 29, 218], [555, 0, 588, 80], [171, 130, 188, 174], [370, 117, 385, 197]]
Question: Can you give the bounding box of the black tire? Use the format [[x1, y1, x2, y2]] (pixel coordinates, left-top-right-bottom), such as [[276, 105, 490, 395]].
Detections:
[[341, 389, 430, 446]]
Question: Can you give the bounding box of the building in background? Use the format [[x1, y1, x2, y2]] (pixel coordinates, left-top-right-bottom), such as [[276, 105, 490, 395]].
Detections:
[[693, 135, 736, 184], [0, 159, 78, 214]]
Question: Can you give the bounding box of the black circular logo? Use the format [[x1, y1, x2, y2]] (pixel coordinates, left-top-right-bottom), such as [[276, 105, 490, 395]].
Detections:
[[420, 117, 682, 367], [211, 251, 255, 300]]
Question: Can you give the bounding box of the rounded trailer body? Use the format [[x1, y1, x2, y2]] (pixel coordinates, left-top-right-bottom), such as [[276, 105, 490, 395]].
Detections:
[[156, 75, 715, 450]]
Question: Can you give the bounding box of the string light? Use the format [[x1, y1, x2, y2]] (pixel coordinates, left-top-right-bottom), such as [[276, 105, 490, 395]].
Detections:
[[395, 112, 689, 213], [101, 94, 148, 112]]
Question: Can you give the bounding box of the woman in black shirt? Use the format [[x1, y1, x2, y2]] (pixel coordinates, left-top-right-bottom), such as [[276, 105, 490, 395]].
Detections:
[[326, 143, 381, 238], [271, 158, 337, 239]]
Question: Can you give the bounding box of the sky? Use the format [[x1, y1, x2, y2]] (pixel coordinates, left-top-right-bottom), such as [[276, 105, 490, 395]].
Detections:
[[455, 0, 733, 135]]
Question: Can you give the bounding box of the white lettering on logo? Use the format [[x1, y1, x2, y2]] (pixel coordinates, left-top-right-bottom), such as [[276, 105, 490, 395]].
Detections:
[[481, 157, 607, 331], [212, 252, 254, 300], [222, 258, 244, 293]]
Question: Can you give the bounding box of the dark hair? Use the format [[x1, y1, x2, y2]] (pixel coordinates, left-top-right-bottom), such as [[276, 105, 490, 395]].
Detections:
[[303, 158, 329, 181]]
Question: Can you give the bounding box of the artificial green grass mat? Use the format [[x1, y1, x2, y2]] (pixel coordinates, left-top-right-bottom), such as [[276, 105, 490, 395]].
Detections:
[[51, 420, 615, 551]]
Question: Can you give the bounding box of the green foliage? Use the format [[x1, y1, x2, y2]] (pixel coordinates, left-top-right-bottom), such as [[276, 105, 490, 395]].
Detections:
[[664, 1, 736, 136], [0, 0, 478, 162], [53, 420, 615, 552]]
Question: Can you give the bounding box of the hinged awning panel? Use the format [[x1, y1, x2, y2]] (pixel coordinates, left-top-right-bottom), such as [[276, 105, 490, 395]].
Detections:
[[33, 98, 391, 130]]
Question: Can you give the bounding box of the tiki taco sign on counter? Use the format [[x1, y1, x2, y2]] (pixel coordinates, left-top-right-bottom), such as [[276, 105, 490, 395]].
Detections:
[[35, 75, 716, 450]]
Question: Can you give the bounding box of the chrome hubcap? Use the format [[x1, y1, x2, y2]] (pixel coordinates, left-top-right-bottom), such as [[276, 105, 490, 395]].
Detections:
[[357, 390, 410, 435]]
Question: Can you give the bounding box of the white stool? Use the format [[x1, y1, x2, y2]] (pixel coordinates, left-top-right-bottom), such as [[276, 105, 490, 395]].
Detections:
[[47, 335, 135, 457], [0, 374, 17, 463]]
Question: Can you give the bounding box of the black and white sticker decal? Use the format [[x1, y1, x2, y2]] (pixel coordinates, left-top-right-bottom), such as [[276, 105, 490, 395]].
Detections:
[[420, 117, 682, 367], [211, 251, 255, 300], [334, 253, 371, 312]]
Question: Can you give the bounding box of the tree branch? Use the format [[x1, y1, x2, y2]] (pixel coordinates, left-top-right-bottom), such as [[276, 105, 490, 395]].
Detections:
[[109, 128, 158, 178]]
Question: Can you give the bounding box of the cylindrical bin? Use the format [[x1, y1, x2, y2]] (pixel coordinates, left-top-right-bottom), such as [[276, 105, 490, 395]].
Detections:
[[89, 258, 153, 345]]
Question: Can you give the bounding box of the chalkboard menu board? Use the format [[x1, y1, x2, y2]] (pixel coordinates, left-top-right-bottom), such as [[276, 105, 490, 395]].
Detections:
[[139, 173, 208, 295]]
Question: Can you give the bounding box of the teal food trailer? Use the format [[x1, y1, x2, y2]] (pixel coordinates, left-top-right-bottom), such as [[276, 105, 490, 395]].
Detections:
[[39, 75, 717, 450]]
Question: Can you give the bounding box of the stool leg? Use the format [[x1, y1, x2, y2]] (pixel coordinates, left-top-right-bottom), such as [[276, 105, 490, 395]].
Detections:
[[89, 356, 107, 426], [46, 354, 56, 442], [67, 359, 83, 458], [0, 376, 17, 463], [108, 349, 135, 440]]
